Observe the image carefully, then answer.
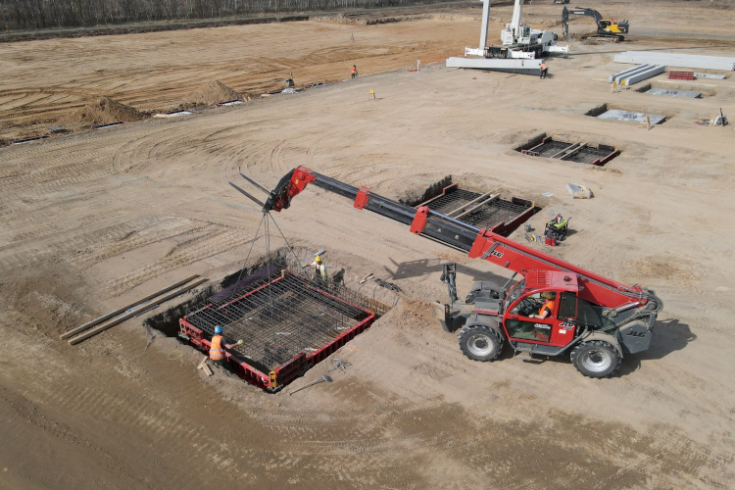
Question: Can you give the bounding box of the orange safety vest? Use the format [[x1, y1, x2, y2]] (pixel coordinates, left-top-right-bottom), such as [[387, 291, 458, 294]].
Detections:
[[351, 66, 356, 74], [539, 300, 555, 317], [210, 334, 225, 361], [540, 63, 547, 71]]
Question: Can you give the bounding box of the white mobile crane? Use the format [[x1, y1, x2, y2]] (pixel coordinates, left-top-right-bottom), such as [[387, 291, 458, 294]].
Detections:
[[447, 0, 567, 74], [465, 0, 568, 59]]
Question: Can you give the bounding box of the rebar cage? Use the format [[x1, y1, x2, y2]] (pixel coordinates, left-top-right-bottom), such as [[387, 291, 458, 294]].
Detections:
[[179, 256, 390, 391]]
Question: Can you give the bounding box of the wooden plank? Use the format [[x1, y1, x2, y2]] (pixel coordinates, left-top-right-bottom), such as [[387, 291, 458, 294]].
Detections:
[[446, 192, 492, 217], [549, 142, 579, 160], [60, 274, 200, 340], [68, 278, 208, 345], [455, 195, 498, 219]]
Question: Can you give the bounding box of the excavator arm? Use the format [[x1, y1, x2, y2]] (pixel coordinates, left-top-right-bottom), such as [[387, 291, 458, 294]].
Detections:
[[254, 166, 660, 312]]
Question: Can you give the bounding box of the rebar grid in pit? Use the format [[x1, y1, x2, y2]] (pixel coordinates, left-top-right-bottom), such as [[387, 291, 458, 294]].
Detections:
[[186, 271, 373, 370]]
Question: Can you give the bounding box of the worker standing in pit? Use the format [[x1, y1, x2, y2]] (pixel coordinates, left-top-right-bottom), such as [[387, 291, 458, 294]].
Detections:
[[310, 255, 328, 283], [351, 65, 358, 79], [540, 62, 548, 79], [209, 326, 241, 370], [530, 291, 555, 319]]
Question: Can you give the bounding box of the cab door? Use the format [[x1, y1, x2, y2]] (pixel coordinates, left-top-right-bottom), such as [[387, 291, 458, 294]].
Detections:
[[553, 292, 578, 347], [504, 291, 558, 343]]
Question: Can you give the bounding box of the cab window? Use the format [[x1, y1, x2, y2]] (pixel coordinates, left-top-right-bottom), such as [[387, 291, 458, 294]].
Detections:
[[556, 292, 603, 329]]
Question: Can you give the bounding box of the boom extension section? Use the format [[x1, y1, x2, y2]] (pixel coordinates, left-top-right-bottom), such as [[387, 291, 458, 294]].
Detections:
[[262, 166, 657, 310]]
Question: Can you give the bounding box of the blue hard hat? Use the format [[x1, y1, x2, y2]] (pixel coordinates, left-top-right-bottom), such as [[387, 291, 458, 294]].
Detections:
[[214, 326, 223, 334]]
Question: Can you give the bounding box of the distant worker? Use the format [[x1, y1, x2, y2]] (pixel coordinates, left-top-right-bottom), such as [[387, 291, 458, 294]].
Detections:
[[530, 291, 555, 319], [310, 255, 328, 283], [351, 65, 358, 79], [540, 62, 548, 79], [209, 326, 241, 369]]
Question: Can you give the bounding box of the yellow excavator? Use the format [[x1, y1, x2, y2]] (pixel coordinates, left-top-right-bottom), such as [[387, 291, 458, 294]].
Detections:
[[563, 7, 629, 42]]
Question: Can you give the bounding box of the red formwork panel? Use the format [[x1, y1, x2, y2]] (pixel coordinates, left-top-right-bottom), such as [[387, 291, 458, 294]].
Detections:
[[417, 182, 458, 207], [669, 71, 694, 81], [179, 270, 379, 392]]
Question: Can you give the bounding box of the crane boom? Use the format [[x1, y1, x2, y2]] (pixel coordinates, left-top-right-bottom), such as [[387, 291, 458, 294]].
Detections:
[[262, 166, 655, 309]]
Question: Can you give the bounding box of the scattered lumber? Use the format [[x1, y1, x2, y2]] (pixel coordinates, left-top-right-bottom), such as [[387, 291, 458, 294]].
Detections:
[[60, 274, 200, 340], [68, 277, 208, 345]]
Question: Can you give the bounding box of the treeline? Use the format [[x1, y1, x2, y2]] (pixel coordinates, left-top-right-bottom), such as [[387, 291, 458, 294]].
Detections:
[[0, 0, 448, 30]]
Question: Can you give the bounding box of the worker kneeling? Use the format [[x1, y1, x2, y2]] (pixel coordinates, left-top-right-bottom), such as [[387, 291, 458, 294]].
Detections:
[[529, 291, 555, 319], [209, 326, 241, 370]]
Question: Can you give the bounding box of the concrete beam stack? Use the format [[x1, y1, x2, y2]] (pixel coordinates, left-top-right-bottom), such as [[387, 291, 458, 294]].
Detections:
[[609, 65, 665, 85]]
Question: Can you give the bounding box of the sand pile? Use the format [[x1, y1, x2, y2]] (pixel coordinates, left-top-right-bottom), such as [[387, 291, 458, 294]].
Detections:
[[182, 80, 241, 107], [64, 97, 145, 127]]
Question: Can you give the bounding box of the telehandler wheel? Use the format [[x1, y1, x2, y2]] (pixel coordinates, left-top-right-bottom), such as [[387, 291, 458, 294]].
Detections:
[[570, 341, 621, 378], [458, 325, 503, 362]]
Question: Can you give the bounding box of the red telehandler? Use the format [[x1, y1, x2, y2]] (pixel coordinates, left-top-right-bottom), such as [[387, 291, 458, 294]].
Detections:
[[232, 167, 664, 378]]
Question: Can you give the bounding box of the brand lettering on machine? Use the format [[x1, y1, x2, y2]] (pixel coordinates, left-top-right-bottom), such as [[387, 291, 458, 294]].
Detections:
[[626, 330, 647, 338], [481, 248, 504, 259]]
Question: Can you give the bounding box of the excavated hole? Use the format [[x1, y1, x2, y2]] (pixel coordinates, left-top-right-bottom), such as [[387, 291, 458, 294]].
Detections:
[[401, 177, 540, 236], [515, 132, 621, 166], [144, 285, 214, 337], [147, 247, 392, 391]]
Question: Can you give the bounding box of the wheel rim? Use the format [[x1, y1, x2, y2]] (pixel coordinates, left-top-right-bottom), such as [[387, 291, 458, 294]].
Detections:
[[467, 333, 495, 357], [581, 348, 613, 373]]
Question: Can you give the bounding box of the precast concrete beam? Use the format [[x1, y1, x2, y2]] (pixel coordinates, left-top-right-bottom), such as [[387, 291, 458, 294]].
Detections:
[[446, 57, 542, 75], [614, 52, 735, 71], [621, 65, 665, 85]]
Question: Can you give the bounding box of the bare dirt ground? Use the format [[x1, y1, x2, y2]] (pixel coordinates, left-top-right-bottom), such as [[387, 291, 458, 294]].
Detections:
[[1, 1, 735, 488]]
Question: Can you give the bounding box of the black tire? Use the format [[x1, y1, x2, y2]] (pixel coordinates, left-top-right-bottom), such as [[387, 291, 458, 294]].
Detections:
[[458, 325, 504, 362], [570, 341, 622, 378]]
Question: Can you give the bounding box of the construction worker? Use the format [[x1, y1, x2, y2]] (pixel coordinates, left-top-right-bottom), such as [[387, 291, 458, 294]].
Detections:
[[540, 62, 548, 79], [351, 65, 358, 79], [209, 326, 239, 369], [310, 255, 328, 283], [530, 291, 556, 319]]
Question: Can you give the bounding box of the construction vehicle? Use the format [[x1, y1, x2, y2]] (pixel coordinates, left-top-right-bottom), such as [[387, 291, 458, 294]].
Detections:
[[563, 7, 629, 42], [466, 0, 568, 59], [447, 0, 568, 75], [243, 167, 663, 378]]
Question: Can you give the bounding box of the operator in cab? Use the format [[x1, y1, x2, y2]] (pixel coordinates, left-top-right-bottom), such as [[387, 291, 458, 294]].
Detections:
[[529, 291, 556, 319]]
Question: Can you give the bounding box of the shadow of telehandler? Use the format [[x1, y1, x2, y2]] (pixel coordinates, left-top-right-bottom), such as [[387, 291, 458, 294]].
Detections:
[[616, 318, 696, 376], [383, 257, 509, 287]]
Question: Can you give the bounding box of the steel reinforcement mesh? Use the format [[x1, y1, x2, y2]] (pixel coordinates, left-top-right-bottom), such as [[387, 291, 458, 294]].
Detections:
[[185, 268, 386, 371], [521, 139, 618, 164], [532, 140, 571, 158], [423, 189, 531, 229]]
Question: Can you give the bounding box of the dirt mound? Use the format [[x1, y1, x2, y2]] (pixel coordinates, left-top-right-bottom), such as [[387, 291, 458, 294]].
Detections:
[[64, 96, 145, 127], [182, 80, 241, 107]]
